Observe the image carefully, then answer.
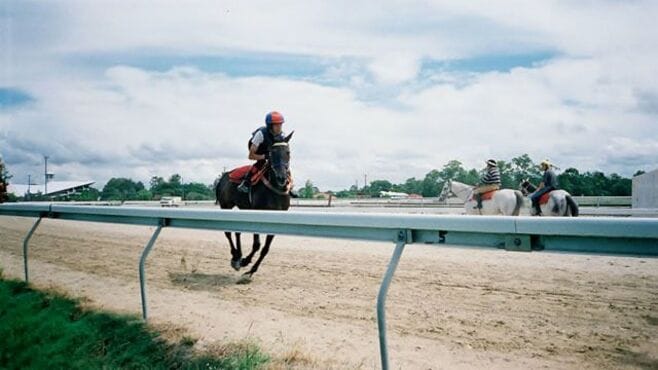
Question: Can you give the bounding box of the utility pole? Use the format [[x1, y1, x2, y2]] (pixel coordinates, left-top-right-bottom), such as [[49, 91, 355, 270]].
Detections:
[[44, 155, 49, 195], [364, 173, 368, 189], [27, 174, 31, 201]]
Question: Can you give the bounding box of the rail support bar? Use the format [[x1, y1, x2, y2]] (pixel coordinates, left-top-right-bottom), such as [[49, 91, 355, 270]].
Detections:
[[377, 231, 408, 370], [139, 224, 163, 321], [23, 217, 43, 283]]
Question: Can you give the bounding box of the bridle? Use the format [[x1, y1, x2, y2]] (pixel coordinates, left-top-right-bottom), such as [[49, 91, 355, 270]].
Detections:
[[448, 181, 472, 199], [519, 180, 533, 196], [263, 142, 291, 196]]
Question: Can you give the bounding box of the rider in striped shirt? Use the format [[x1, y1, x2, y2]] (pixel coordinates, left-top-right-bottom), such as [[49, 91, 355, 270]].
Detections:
[[472, 159, 501, 209]]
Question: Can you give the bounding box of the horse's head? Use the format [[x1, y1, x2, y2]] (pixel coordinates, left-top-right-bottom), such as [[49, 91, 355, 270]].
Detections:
[[438, 179, 453, 201], [268, 131, 293, 188], [519, 178, 531, 195]]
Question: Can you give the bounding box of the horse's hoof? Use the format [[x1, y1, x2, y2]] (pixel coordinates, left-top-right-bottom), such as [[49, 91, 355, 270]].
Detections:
[[240, 258, 251, 267], [236, 274, 252, 285], [231, 260, 241, 271]]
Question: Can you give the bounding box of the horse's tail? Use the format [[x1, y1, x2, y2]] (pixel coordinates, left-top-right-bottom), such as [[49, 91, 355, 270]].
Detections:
[[512, 190, 524, 216], [565, 194, 579, 217], [214, 172, 230, 205]]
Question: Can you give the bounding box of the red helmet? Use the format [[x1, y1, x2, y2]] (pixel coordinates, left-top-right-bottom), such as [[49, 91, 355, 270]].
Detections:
[[265, 111, 284, 129]]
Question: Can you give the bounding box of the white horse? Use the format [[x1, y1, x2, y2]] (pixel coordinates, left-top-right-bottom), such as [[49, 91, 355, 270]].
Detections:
[[439, 180, 524, 216], [519, 180, 579, 217]]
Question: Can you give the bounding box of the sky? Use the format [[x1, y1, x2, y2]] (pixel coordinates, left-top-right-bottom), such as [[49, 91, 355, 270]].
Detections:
[[1, 0, 657, 190]]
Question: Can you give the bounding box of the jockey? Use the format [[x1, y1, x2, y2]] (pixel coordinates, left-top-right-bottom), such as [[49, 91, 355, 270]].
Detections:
[[530, 159, 559, 216], [237, 111, 286, 193], [472, 159, 501, 209]]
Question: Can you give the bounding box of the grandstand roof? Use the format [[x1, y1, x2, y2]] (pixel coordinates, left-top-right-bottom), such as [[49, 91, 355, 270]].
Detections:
[[8, 181, 95, 196]]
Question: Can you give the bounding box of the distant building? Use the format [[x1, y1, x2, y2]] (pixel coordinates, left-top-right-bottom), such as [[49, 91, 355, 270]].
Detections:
[[632, 169, 658, 208], [8, 181, 95, 199], [379, 191, 410, 199]]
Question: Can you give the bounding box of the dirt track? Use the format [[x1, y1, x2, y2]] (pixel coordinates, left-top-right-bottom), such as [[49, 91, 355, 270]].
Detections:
[[1, 216, 657, 369]]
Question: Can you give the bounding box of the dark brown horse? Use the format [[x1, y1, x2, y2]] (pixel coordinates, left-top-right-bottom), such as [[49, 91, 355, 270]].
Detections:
[[214, 132, 293, 279]]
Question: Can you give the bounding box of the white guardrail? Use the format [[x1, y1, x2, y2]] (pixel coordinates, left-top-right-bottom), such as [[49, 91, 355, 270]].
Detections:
[[1, 202, 657, 370]]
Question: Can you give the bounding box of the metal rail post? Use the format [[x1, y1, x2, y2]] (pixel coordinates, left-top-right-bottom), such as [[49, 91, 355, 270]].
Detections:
[[377, 230, 408, 370], [23, 217, 43, 283], [139, 223, 164, 321]]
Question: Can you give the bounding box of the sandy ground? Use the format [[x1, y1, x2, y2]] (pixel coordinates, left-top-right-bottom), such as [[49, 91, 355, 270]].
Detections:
[[1, 216, 657, 369]]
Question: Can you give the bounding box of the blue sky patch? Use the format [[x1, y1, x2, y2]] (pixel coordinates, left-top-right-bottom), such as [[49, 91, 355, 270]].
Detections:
[[70, 51, 329, 78], [0, 88, 34, 108], [422, 51, 557, 74]]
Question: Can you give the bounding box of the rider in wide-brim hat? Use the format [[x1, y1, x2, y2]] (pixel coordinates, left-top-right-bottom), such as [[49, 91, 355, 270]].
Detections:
[[530, 159, 559, 216]]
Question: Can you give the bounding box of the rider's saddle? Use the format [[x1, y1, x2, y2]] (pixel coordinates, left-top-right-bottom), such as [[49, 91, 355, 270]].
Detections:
[[228, 164, 267, 186], [469, 189, 496, 202], [537, 192, 552, 205]]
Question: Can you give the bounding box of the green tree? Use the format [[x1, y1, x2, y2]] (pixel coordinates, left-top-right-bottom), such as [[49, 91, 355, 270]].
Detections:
[[135, 189, 153, 200], [421, 170, 441, 197], [300, 180, 318, 198], [510, 154, 541, 187], [461, 169, 480, 185], [150, 176, 165, 190], [0, 157, 10, 203], [367, 180, 393, 197], [0, 158, 11, 203], [438, 160, 467, 182], [183, 182, 214, 200], [558, 168, 583, 195], [400, 177, 423, 195], [495, 160, 514, 189], [149, 174, 186, 198], [608, 173, 631, 196], [101, 178, 145, 201], [69, 187, 101, 201]]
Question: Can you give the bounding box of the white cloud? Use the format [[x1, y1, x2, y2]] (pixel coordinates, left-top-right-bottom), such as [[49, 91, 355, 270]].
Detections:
[[2, 0, 658, 190], [368, 53, 421, 85]]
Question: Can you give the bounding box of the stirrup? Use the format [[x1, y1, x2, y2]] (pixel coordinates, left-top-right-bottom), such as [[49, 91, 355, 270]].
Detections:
[[237, 182, 249, 193]]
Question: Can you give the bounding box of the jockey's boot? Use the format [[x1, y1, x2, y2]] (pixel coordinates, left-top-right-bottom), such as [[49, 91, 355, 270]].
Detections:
[[237, 180, 250, 193], [289, 189, 299, 198], [532, 202, 542, 216], [237, 168, 252, 193], [474, 193, 483, 209]]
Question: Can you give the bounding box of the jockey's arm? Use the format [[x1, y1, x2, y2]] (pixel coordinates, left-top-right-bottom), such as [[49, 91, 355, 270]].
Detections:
[[248, 144, 266, 161]]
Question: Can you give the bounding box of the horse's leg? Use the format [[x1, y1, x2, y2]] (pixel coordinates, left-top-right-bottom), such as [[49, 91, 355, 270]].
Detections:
[[235, 232, 243, 266], [225, 232, 242, 271], [241, 233, 261, 267], [244, 234, 274, 277], [559, 198, 567, 216]]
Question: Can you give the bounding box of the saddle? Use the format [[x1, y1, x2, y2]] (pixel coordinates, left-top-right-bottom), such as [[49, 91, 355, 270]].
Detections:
[[228, 164, 267, 186], [538, 192, 552, 205], [469, 189, 496, 202]]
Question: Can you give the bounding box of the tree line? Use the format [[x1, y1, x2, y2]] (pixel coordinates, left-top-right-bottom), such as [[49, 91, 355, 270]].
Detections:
[[0, 157, 10, 203], [7, 174, 215, 202], [303, 154, 643, 198], [96, 174, 215, 201], [1, 154, 647, 202]]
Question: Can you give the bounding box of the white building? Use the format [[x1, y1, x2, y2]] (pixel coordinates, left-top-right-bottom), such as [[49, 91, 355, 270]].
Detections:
[[8, 181, 95, 199], [632, 169, 658, 208]]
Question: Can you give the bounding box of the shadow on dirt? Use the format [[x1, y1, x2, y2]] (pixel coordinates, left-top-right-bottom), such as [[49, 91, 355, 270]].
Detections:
[[168, 272, 238, 289]]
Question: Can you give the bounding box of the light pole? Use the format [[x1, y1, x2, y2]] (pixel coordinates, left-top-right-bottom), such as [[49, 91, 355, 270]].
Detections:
[[44, 156, 49, 195]]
